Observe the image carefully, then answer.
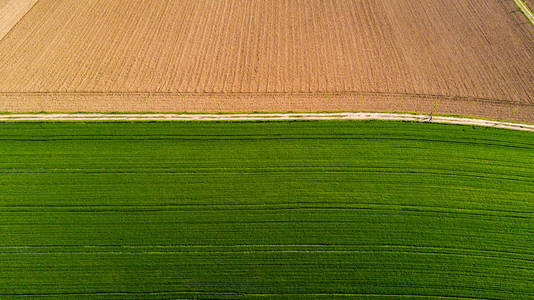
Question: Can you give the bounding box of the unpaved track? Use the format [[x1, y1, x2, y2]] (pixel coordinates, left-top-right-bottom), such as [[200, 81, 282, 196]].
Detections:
[[1, 113, 533, 132], [0, 0, 38, 40]]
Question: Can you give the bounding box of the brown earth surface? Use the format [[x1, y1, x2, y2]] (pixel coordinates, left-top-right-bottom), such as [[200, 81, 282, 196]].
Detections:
[[0, 0, 533, 122]]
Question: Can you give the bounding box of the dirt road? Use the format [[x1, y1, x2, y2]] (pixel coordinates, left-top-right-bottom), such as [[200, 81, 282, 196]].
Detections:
[[0, 0, 38, 40], [1, 113, 532, 132]]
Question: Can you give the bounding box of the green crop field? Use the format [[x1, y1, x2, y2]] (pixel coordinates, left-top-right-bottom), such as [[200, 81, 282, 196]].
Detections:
[[0, 121, 533, 299]]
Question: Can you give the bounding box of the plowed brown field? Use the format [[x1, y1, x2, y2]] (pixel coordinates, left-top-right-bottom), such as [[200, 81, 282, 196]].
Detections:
[[0, 0, 533, 121]]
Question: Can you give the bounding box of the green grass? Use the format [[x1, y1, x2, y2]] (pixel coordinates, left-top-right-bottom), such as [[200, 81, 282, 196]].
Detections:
[[0, 120, 533, 299]]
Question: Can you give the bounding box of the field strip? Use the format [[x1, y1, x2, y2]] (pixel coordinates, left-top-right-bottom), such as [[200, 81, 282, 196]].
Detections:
[[0, 91, 524, 106], [0, 0, 38, 41], [514, 0, 534, 25], [0, 292, 485, 299], [1, 113, 533, 131]]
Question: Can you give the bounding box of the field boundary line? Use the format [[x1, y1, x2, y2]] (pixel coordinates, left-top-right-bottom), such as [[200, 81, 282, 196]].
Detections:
[[0, 113, 533, 132], [0, 291, 487, 299], [0, 91, 529, 106], [514, 0, 534, 25]]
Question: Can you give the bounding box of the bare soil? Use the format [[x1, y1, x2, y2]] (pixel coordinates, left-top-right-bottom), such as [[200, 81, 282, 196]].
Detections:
[[0, 0, 532, 121]]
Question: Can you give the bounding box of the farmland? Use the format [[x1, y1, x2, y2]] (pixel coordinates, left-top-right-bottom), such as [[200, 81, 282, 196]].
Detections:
[[1, 120, 533, 298], [0, 0, 533, 122]]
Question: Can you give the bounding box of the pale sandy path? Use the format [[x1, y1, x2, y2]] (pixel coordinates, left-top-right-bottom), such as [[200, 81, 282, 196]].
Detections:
[[0, 0, 38, 40], [0, 113, 533, 132]]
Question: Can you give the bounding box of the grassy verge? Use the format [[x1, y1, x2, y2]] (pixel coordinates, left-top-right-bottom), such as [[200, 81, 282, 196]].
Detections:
[[0, 120, 533, 299]]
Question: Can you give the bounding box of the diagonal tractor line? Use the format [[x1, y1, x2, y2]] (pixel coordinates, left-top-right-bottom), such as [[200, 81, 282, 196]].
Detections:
[[514, 0, 534, 25], [0, 113, 533, 132], [0, 0, 39, 42]]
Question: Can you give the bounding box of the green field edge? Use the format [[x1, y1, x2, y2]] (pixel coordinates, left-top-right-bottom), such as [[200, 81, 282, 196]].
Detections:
[[1, 120, 531, 136]]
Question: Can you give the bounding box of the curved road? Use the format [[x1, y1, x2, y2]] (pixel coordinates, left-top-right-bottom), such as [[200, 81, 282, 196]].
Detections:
[[0, 113, 533, 132]]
